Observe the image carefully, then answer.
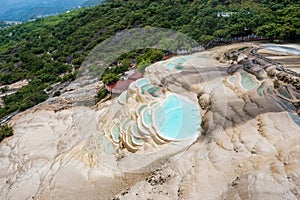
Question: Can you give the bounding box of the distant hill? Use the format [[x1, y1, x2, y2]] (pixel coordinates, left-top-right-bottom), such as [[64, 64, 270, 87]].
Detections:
[[0, 21, 5, 27], [0, 0, 88, 21], [82, 0, 106, 7]]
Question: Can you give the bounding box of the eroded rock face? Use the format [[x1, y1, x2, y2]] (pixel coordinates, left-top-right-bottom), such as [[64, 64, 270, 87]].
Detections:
[[0, 43, 299, 200], [199, 93, 211, 109]]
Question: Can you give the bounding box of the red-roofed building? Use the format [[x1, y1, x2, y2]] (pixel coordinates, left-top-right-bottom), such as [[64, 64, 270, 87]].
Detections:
[[128, 71, 142, 80], [106, 71, 143, 94]]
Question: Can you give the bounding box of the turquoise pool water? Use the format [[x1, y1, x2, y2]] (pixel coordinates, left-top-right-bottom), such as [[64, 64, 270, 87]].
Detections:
[[228, 76, 236, 85], [137, 114, 150, 136], [99, 136, 116, 155], [167, 63, 183, 70], [124, 131, 135, 148], [167, 63, 175, 70], [111, 124, 120, 143], [142, 109, 152, 128], [131, 136, 143, 146], [288, 112, 300, 127], [105, 142, 116, 154], [147, 87, 159, 97], [130, 122, 144, 139], [175, 65, 184, 70], [136, 78, 150, 87], [135, 78, 160, 97], [278, 86, 292, 99], [95, 134, 104, 144], [278, 98, 296, 110], [141, 84, 153, 94], [118, 91, 127, 104], [153, 94, 201, 140], [257, 82, 265, 96], [241, 73, 257, 90], [137, 105, 147, 114], [267, 88, 274, 95], [175, 57, 186, 64]]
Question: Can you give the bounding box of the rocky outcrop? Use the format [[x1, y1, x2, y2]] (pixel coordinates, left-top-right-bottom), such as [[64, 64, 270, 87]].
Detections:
[[198, 93, 211, 109]]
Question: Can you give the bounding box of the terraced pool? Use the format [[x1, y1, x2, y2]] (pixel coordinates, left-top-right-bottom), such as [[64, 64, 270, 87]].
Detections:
[[228, 76, 236, 85], [278, 86, 292, 99], [288, 112, 300, 127], [167, 63, 175, 70], [240, 72, 257, 90], [175, 57, 187, 64], [152, 94, 201, 140], [257, 82, 265, 96], [111, 78, 202, 152], [136, 78, 150, 87]]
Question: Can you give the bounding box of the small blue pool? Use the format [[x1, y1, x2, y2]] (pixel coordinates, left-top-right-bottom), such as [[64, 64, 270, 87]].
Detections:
[[267, 88, 274, 95], [118, 91, 127, 104], [167, 63, 175, 70], [278, 86, 292, 99], [142, 109, 152, 128], [240, 72, 257, 90], [152, 94, 201, 140], [257, 82, 265, 96], [288, 112, 300, 127], [111, 124, 120, 143], [175, 57, 187, 64], [278, 98, 296, 110], [228, 76, 236, 85], [141, 84, 153, 94], [136, 78, 150, 87]]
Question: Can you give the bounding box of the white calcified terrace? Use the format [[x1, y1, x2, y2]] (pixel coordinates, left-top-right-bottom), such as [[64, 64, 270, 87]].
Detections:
[[101, 77, 201, 153]]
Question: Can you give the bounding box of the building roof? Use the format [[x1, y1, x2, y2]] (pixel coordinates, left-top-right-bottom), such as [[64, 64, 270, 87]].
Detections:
[[128, 71, 143, 80], [106, 71, 143, 94]]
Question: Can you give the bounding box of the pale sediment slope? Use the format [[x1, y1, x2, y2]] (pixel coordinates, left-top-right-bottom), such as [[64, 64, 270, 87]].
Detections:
[[0, 43, 299, 200], [0, 104, 151, 199]]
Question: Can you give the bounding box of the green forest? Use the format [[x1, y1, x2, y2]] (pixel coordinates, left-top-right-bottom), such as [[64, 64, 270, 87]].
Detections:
[[0, 0, 299, 141]]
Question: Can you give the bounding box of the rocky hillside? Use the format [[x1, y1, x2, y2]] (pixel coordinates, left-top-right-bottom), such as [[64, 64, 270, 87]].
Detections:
[[0, 0, 299, 120], [0, 43, 299, 199]]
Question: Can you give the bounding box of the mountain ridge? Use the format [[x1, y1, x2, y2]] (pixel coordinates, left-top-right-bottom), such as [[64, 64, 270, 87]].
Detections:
[[0, 0, 104, 21]]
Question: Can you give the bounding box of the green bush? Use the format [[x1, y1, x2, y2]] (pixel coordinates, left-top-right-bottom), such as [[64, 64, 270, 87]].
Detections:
[[61, 73, 77, 82], [53, 91, 61, 97], [97, 89, 109, 100], [0, 86, 8, 93], [102, 73, 120, 84], [0, 125, 13, 142]]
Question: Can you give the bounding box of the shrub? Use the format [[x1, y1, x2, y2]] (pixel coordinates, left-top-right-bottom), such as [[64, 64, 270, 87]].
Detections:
[[53, 91, 61, 97], [98, 88, 109, 100], [102, 73, 120, 84], [0, 125, 13, 142]]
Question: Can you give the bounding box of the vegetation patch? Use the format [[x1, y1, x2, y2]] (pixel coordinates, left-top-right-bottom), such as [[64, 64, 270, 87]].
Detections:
[[0, 125, 13, 142]]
